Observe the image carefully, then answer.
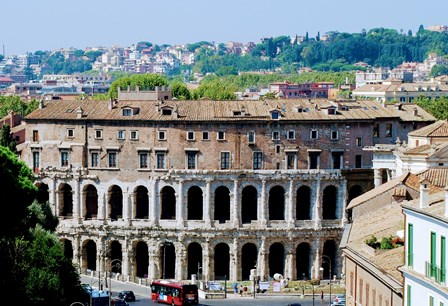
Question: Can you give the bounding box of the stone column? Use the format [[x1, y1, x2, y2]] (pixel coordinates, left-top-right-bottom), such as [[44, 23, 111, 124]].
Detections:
[[98, 190, 106, 220], [374, 168, 382, 187], [260, 179, 267, 226], [175, 243, 187, 281], [258, 238, 267, 281], [339, 179, 347, 224], [150, 178, 158, 226], [231, 238, 239, 281], [313, 176, 322, 227], [123, 189, 131, 226], [49, 177, 57, 215], [177, 180, 185, 227], [232, 179, 240, 227], [285, 246, 296, 280], [287, 179, 295, 227], [204, 180, 212, 226], [122, 249, 130, 280], [312, 239, 322, 280], [73, 177, 81, 223], [149, 242, 160, 280], [203, 241, 211, 281], [73, 235, 81, 271]]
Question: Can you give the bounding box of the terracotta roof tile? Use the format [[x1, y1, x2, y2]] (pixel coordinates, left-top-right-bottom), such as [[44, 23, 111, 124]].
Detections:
[[408, 120, 448, 137]]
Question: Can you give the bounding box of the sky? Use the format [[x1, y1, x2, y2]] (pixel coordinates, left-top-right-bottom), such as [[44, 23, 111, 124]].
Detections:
[[2, 0, 448, 55]]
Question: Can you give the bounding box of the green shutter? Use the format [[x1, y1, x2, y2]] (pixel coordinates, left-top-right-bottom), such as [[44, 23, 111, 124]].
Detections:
[[442, 236, 446, 283], [431, 232, 437, 277], [408, 223, 413, 267], [407, 285, 411, 306], [430, 296, 434, 306]]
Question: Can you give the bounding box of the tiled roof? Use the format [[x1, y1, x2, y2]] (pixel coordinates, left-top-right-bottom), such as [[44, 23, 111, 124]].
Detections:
[[403, 190, 446, 220], [408, 120, 448, 137], [416, 168, 448, 189], [353, 82, 448, 93], [402, 142, 448, 156], [24, 99, 435, 123]]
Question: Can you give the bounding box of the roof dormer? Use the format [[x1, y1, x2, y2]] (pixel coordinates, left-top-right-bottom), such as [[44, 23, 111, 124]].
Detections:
[[121, 106, 139, 116], [269, 108, 281, 120]]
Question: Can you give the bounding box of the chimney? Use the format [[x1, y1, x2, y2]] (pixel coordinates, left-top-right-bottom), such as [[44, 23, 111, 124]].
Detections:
[[413, 108, 418, 116], [108, 99, 114, 110], [76, 107, 84, 119], [419, 178, 430, 209], [38, 99, 44, 109], [445, 186, 448, 218]]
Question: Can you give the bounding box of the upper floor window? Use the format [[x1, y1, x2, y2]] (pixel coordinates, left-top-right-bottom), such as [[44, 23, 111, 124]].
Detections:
[[310, 130, 318, 139], [186, 151, 197, 169], [217, 131, 226, 141], [271, 111, 280, 120], [32, 151, 40, 173], [272, 131, 280, 140], [32, 130, 39, 142], [60, 151, 69, 167], [373, 124, 379, 138], [139, 152, 149, 169], [117, 130, 125, 140], [108, 151, 117, 168], [122, 108, 132, 116], [331, 130, 338, 140], [95, 129, 103, 139], [156, 152, 166, 169], [356, 137, 362, 147], [287, 130, 295, 140], [158, 130, 167, 141], [91, 151, 99, 167], [385, 124, 392, 138], [220, 152, 230, 170], [187, 131, 195, 141], [130, 130, 138, 140], [253, 152, 262, 170], [286, 153, 296, 169], [67, 128, 74, 138], [248, 131, 255, 144], [202, 131, 210, 141]]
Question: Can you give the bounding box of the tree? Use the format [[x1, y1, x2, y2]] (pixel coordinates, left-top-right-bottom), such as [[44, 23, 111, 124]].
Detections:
[[108, 74, 168, 99], [416, 96, 448, 120], [171, 81, 191, 100], [429, 64, 448, 77], [316, 31, 320, 41], [418, 24, 425, 34], [408, 29, 413, 36], [0, 125, 17, 153]]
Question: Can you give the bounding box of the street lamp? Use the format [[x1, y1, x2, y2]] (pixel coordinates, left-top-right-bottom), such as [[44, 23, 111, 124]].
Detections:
[[321, 255, 332, 306], [161, 241, 173, 279]]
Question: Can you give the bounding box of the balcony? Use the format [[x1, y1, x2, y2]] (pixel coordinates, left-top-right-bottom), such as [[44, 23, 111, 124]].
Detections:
[[425, 261, 446, 285]]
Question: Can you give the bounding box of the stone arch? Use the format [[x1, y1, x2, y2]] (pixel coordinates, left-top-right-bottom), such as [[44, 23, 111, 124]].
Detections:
[[58, 183, 73, 217], [242, 185, 257, 224], [269, 186, 285, 220], [82, 239, 96, 271], [296, 242, 311, 280], [214, 186, 230, 222], [347, 185, 363, 221], [134, 185, 149, 219], [296, 185, 311, 220], [187, 186, 203, 220], [269, 242, 285, 278], [83, 184, 98, 219], [241, 243, 258, 280], [322, 185, 337, 220], [36, 182, 49, 204], [187, 242, 203, 280], [161, 186, 176, 220], [109, 240, 122, 274], [108, 185, 123, 220], [135, 241, 149, 278], [322, 240, 338, 280], [62, 239, 73, 260], [214, 243, 230, 280], [160, 242, 175, 279]]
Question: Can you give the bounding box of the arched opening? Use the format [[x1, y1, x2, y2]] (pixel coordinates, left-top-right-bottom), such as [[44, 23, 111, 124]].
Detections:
[[109, 240, 122, 274], [214, 186, 230, 223], [323, 185, 338, 220], [214, 243, 230, 280], [134, 186, 149, 219], [269, 186, 285, 220], [187, 186, 203, 220], [322, 240, 338, 280], [187, 242, 203, 280], [161, 186, 176, 220], [58, 183, 73, 217], [241, 243, 258, 280], [241, 186, 257, 224], [36, 182, 49, 204], [63, 239, 73, 260], [83, 240, 96, 271], [160, 243, 175, 279], [347, 185, 363, 222], [135, 241, 149, 278], [108, 185, 123, 220], [296, 243, 311, 280], [296, 186, 311, 220], [83, 185, 98, 219], [269, 243, 285, 278]]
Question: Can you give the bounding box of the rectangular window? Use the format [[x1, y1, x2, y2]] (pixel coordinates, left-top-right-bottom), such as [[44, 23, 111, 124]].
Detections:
[[366, 283, 370, 306], [117, 130, 125, 140], [430, 296, 434, 306], [32, 151, 40, 173], [287, 130, 295, 140], [309, 152, 320, 169], [202, 131, 209, 140], [220, 152, 230, 170], [286, 153, 296, 169], [187, 131, 195, 141], [91, 152, 99, 167], [356, 137, 362, 147], [95, 129, 103, 139], [139, 152, 149, 168], [253, 152, 262, 170], [359, 278, 363, 304], [217, 131, 226, 140], [61, 151, 69, 167], [156, 152, 166, 169], [158, 130, 167, 140], [407, 285, 411, 306], [122, 108, 132, 116], [442, 236, 446, 283], [248, 131, 255, 144], [108, 151, 117, 168], [332, 152, 343, 169], [130, 130, 138, 140], [310, 130, 318, 139], [272, 131, 280, 140], [431, 231, 437, 277], [373, 124, 379, 138], [356, 155, 362, 168], [408, 223, 414, 267], [33, 130, 39, 142], [67, 128, 74, 138], [331, 130, 338, 140], [385, 124, 392, 137], [186, 152, 196, 169]]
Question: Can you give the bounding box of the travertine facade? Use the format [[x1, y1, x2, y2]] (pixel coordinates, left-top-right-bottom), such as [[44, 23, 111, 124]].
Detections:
[[22, 98, 434, 283]]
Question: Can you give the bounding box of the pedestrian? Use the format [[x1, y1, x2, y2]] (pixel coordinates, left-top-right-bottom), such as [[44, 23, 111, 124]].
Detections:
[[239, 285, 243, 296], [321, 290, 324, 302], [233, 282, 238, 294]]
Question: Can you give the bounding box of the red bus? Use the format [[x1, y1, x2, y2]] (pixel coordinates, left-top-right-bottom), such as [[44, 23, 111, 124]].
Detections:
[[150, 280, 199, 306]]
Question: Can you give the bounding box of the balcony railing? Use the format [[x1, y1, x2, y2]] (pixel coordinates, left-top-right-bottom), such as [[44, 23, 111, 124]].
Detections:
[[425, 261, 446, 285]]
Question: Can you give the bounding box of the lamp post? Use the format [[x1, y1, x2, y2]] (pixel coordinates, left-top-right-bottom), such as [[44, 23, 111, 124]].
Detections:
[[321, 255, 332, 306], [109, 259, 122, 306], [161, 241, 172, 279]]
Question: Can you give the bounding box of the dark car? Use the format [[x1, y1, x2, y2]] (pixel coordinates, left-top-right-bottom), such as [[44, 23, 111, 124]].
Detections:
[[118, 291, 136, 302], [112, 299, 129, 306], [287, 304, 302, 306]]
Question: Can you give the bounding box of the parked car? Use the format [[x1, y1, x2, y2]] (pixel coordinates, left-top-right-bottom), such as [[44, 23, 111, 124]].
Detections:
[[112, 298, 129, 306], [286, 304, 302, 306], [118, 290, 136, 302]]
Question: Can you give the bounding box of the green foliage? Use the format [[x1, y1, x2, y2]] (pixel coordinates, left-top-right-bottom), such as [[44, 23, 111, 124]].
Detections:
[[0, 96, 38, 117], [416, 96, 448, 120], [380, 236, 394, 249], [0, 54, 4, 61], [365, 235, 380, 248], [25, 201, 59, 232], [171, 81, 191, 100], [430, 64, 448, 77], [108, 73, 168, 99], [192, 77, 237, 100], [0, 124, 17, 153], [85, 50, 103, 61], [39, 51, 93, 75]]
